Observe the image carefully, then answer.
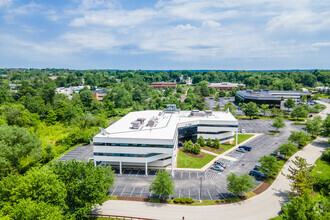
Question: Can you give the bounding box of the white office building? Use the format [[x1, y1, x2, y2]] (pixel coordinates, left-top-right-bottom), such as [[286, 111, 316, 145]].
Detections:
[[93, 105, 238, 176]]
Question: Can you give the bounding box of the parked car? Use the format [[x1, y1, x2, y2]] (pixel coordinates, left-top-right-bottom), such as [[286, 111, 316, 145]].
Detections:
[[270, 153, 285, 160], [239, 145, 252, 151], [253, 164, 261, 170], [249, 170, 267, 178], [236, 148, 246, 153], [211, 165, 224, 172], [214, 160, 226, 168]]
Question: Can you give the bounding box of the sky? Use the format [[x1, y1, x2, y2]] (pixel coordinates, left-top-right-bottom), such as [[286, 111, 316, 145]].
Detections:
[[0, 0, 330, 70]]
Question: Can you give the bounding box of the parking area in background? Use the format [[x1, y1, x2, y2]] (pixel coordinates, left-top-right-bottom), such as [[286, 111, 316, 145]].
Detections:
[[238, 119, 274, 133], [57, 145, 93, 162]]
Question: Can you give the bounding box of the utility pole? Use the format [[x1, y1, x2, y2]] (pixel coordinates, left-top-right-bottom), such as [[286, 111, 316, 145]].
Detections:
[[199, 177, 202, 203]]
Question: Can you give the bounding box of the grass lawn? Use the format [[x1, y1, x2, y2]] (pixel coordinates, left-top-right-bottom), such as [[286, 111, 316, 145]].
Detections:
[[213, 134, 254, 154], [176, 151, 216, 168], [311, 158, 330, 177]]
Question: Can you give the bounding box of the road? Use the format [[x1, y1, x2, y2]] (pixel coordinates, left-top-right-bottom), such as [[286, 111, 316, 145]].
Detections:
[[94, 100, 330, 220]]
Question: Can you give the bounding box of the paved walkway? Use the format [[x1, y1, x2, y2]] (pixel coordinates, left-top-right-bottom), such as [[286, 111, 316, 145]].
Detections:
[[94, 137, 329, 220]]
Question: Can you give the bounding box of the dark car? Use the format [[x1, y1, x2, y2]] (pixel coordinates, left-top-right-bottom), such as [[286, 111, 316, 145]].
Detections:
[[214, 160, 226, 168], [270, 153, 285, 160], [239, 145, 252, 151], [249, 170, 267, 178]]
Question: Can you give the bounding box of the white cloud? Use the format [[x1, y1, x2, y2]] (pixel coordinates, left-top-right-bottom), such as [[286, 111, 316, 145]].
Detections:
[[0, 0, 12, 8], [202, 20, 221, 29], [312, 42, 330, 47]]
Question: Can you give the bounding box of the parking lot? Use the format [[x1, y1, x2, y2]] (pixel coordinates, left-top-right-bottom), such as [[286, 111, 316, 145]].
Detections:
[[238, 119, 275, 133], [110, 121, 303, 200], [57, 144, 93, 162]]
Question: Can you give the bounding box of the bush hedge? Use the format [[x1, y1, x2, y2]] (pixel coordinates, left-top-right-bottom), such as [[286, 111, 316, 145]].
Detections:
[[180, 198, 186, 203], [174, 198, 180, 203]]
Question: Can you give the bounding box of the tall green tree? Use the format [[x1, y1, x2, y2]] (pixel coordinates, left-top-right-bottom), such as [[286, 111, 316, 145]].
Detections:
[[285, 156, 315, 196], [278, 142, 298, 157], [291, 105, 308, 120], [272, 116, 286, 131], [288, 131, 311, 147], [51, 160, 115, 219], [0, 125, 42, 177], [305, 116, 322, 136], [284, 97, 295, 110], [321, 115, 330, 137], [226, 173, 254, 196], [149, 170, 175, 198], [197, 136, 205, 147], [260, 104, 270, 116], [223, 102, 237, 115], [258, 155, 281, 177], [242, 102, 259, 119]]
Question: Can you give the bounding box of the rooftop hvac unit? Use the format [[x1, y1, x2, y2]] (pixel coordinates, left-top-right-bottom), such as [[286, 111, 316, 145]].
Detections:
[[204, 110, 212, 116], [190, 110, 206, 117], [131, 120, 141, 129], [137, 117, 146, 123], [99, 127, 107, 135]]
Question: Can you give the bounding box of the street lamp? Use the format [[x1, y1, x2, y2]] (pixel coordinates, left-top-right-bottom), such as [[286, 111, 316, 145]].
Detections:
[[199, 177, 202, 203]]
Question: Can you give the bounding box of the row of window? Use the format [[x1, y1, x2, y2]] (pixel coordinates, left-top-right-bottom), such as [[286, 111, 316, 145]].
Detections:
[[94, 153, 160, 157], [94, 143, 174, 148]]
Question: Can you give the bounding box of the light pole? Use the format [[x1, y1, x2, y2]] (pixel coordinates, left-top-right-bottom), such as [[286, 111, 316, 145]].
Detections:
[[199, 177, 202, 203]]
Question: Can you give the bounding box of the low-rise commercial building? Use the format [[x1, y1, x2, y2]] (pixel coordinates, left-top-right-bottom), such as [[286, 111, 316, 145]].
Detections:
[[208, 82, 245, 91], [235, 90, 311, 108], [93, 89, 111, 101], [151, 82, 177, 89], [93, 105, 238, 176]]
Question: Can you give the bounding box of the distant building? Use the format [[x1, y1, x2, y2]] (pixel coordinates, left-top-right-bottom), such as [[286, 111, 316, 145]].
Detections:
[[93, 104, 238, 176], [235, 90, 311, 108], [207, 82, 246, 91], [93, 89, 111, 101], [151, 82, 177, 89], [56, 86, 91, 99]]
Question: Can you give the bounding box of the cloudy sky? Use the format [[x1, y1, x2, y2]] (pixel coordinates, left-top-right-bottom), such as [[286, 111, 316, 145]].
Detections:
[[0, 0, 330, 70]]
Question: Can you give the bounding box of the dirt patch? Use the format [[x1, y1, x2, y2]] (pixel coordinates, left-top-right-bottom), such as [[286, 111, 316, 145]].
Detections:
[[117, 196, 148, 202], [202, 147, 224, 153], [179, 148, 205, 158], [253, 182, 271, 194]]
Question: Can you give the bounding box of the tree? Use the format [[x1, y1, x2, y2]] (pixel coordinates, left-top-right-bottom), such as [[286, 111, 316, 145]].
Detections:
[[288, 131, 311, 147], [272, 116, 286, 132], [284, 98, 295, 110], [9, 199, 66, 220], [321, 115, 330, 137], [218, 90, 226, 97], [0, 125, 42, 177], [281, 193, 330, 220], [271, 107, 281, 117], [149, 170, 175, 198], [242, 102, 259, 119], [51, 160, 115, 219], [206, 138, 213, 148], [285, 156, 315, 196], [305, 116, 322, 136], [226, 173, 254, 196], [79, 88, 94, 108], [258, 155, 281, 176], [278, 142, 298, 157], [301, 95, 307, 102], [213, 103, 221, 111], [291, 105, 308, 120], [213, 138, 220, 149], [197, 136, 205, 147], [183, 140, 194, 153], [260, 104, 270, 116], [192, 142, 201, 155], [223, 102, 237, 115]]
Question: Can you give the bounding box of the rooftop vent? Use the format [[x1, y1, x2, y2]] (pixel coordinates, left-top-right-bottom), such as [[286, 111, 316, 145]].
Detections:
[[190, 110, 206, 117], [99, 127, 107, 135], [137, 117, 146, 123], [147, 117, 158, 127], [131, 120, 141, 129], [204, 110, 212, 116]]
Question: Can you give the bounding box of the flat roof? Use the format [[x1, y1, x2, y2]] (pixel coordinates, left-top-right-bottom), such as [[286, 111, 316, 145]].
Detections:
[[94, 110, 237, 141], [237, 90, 311, 100], [208, 83, 245, 87]]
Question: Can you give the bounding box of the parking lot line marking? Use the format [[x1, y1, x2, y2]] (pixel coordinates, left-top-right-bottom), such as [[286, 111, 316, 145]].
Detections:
[[140, 188, 144, 197], [148, 170, 150, 175], [128, 170, 133, 175], [110, 186, 118, 196], [207, 189, 212, 200], [122, 169, 126, 173], [189, 172, 191, 179], [181, 172, 183, 179], [120, 186, 126, 196], [136, 170, 140, 176], [130, 187, 135, 197]]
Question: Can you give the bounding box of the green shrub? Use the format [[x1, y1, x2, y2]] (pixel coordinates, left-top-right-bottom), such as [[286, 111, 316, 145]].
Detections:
[[173, 198, 180, 203], [215, 200, 219, 203], [186, 198, 193, 204], [221, 199, 225, 203], [322, 149, 330, 162], [180, 198, 187, 204]]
